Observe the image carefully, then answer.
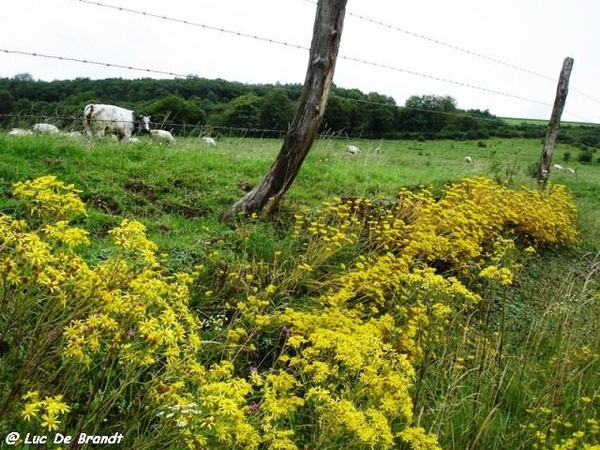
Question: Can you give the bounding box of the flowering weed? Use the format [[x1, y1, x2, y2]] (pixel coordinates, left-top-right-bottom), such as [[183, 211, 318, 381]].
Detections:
[[0, 174, 589, 450]]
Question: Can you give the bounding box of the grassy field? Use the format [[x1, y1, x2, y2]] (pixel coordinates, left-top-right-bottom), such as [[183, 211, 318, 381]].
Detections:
[[501, 117, 600, 127], [1, 132, 599, 449]]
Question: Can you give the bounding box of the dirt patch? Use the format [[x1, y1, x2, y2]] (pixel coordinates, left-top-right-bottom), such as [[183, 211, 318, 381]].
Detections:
[[124, 178, 156, 200], [87, 194, 122, 215], [157, 200, 209, 219]]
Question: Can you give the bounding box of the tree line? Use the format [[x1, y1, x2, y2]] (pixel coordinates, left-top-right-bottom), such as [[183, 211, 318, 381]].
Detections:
[[0, 73, 598, 149]]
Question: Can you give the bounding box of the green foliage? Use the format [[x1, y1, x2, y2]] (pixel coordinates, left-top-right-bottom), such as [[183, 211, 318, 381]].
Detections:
[[0, 135, 599, 449], [259, 88, 295, 134], [144, 94, 206, 127], [1, 170, 595, 449], [0, 89, 15, 114], [2, 75, 598, 144], [400, 94, 457, 132], [221, 93, 262, 131], [578, 149, 594, 163]]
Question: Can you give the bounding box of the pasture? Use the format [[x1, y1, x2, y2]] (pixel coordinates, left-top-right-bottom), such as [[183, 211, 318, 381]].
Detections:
[[2, 133, 599, 252], [0, 132, 599, 449]]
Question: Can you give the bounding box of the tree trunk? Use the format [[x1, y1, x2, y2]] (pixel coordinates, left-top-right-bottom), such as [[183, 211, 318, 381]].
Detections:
[[537, 57, 574, 187], [221, 0, 348, 220]]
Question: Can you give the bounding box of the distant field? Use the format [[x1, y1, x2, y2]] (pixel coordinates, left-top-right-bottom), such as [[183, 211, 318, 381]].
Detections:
[[501, 116, 600, 126], [1, 133, 598, 211], [1, 132, 598, 253]]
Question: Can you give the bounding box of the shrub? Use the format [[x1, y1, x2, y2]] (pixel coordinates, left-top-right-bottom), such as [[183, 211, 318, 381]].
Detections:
[[578, 149, 593, 163]]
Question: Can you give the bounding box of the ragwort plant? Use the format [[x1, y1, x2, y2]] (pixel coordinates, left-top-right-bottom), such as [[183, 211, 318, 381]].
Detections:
[[0, 174, 585, 449], [199, 176, 580, 449], [0, 176, 254, 448]]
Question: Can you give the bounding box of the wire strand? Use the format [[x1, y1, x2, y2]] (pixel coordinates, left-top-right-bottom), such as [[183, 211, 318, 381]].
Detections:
[[70, 1, 554, 108]]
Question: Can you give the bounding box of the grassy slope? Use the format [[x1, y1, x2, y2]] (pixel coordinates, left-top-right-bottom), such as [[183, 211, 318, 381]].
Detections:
[[1, 133, 599, 448], [1, 133, 598, 249]]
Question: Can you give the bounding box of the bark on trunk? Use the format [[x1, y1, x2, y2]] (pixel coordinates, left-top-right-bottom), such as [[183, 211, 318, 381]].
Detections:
[[221, 0, 347, 220], [537, 57, 574, 187]]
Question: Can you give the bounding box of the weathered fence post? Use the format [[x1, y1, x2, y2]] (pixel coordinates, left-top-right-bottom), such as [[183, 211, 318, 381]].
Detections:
[[537, 57, 574, 187], [221, 0, 348, 220]]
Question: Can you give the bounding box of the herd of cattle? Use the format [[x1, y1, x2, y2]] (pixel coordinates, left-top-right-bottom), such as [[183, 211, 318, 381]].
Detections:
[[3, 104, 579, 174], [6, 103, 217, 146]]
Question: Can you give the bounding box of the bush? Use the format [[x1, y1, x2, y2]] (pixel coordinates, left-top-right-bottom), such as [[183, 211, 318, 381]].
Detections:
[[578, 149, 593, 163]]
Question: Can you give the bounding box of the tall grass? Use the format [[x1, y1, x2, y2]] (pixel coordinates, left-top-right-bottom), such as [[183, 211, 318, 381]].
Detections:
[[0, 132, 599, 449]]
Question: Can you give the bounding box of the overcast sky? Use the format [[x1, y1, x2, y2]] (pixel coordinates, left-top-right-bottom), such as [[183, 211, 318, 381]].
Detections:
[[1, 0, 598, 123]]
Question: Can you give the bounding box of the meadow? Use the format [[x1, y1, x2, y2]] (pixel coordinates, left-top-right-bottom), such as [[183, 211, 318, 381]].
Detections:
[[0, 132, 598, 449]]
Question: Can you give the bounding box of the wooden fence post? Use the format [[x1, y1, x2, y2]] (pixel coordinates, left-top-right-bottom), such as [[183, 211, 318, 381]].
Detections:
[[221, 0, 348, 220], [537, 57, 574, 187]]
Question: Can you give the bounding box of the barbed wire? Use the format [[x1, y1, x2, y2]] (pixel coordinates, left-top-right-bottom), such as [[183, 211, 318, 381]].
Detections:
[[0, 47, 593, 123], [1, 1, 596, 122], [0, 100, 570, 138], [1, 48, 189, 78], [70, 1, 562, 110], [301, 0, 600, 106], [76, 0, 310, 52], [1, 112, 560, 145]]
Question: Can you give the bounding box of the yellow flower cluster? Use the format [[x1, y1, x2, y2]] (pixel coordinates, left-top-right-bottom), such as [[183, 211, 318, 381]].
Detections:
[[61, 219, 201, 368], [20, 391, 70, 432], [527, 402, 600, 450], [2, 175, 581, 450], [280, 308, 419, 448], [13, 175, 87, 221]]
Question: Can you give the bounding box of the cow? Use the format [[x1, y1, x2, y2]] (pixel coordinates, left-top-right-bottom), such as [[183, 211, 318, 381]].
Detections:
[[83, 104, 150, 142], [202, 136, 216, 146], [464, 156, 473, 164], [33, 123, 60, 134], [150, 129, 176, 144], [345, 145, 360, 155], [552, 164, 564, 170]]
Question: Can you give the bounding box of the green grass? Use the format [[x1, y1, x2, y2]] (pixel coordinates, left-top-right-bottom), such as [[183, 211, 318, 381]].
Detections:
[[500, 117, 599, 127], [1, 132, 599, 448], [1, 132, 599, 258]]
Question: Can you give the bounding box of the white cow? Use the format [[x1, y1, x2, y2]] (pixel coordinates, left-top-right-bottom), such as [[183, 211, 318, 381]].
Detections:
[[464, 155, 473, 164], [150, 129, 176, 144], [553, 164, 564, 170], [84, 104, 150, 141], [202, 136, 216, 146], [8, 128, 33, 136], [33, 123, 60, 134], [345, 145, 360, 155]]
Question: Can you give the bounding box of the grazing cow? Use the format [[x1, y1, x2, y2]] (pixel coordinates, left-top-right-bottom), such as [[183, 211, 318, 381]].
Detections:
[[84, 104, 150, 141], [553, 164, 564, 170], [202, 136, 216, 146], [33, 123, 60, 134], [345, 145, 360, 155], [8, 128, 33, 136], [150, 129, 176, 144], [464, 155, 473, 164]]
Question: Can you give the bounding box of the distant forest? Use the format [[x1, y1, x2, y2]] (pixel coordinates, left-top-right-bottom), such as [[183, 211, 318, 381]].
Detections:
[[0, 73, 598, 151]]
